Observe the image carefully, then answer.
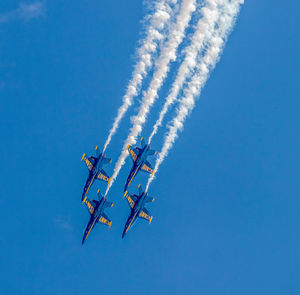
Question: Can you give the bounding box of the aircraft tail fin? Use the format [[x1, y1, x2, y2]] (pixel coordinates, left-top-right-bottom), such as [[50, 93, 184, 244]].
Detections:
[[97, 189, 103, 200], [138, 184, 143, 196], [140, 137, 146, 148], [95, 145, 100, 157]]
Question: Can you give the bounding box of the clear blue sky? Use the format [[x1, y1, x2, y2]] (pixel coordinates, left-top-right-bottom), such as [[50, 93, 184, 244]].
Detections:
[[0, 1, 299, 294]]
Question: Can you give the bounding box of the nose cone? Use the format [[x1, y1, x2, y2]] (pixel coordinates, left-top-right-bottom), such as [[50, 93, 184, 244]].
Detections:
[[81, 194, 87, 203], [81, 236, 86, 245], [122, 227, 128, 239], [81, 191, 86, 202]]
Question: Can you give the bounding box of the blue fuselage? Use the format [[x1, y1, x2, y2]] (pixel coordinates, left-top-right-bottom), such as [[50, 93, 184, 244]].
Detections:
[[125, 146, 150, 191], [82, 154, 105, 199], [82, 198, 105, 244], [122, 192, 147, 238]]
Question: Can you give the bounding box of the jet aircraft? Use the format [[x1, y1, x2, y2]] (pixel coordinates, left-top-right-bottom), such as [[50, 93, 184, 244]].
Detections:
[[125, 137, 157, 192], [81, 145, 112, 203], [82, 189, 113, 244], [122, 184, 154, 238]]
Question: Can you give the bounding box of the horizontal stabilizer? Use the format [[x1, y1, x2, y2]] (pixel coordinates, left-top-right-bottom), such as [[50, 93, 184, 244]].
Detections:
[[104, 201, 114, 208], [147, 149, 157, 156], [102, 156, 112, 165], [145, 195, 155, 203]]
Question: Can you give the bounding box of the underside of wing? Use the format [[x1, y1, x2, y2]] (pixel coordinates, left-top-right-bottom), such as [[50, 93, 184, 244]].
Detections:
[[97, 169, 110, 183], [123, 191, 137, 208], [81, 153, 94, 171], [99, 213, 112, 228], [127, 145, 138, 162], [141, 161, 154, 174], [139, 208, 153, 224], [84, 198, 96, 215]]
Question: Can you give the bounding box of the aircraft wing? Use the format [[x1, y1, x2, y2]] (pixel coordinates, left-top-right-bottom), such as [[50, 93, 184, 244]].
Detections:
[[139, 208, 153, 223], [84, 199, 96, 215], [99, 213, 112, 228], [81, 154, 94, 171], [124, 191, 137, 208], [141, 161, 154, 174], [127, 145, 138, 162], [97, 169, 110, 183]]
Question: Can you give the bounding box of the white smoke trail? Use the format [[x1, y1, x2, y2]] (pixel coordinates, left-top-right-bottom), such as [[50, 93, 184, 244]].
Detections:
[[148, 0, 224, 144], [103, 0, 177, 152], [105, 0, 197, 195], [146, 0, 244, 191]]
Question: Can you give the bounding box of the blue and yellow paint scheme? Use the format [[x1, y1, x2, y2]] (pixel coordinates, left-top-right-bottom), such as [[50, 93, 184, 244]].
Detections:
[[81, 189, 113, 244], [125, 137, 157, 192], [81, 145, 112, 202], [122, 184, 155, 238]]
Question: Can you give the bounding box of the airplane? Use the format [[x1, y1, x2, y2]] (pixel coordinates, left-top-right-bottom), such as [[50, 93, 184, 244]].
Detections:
[[122, 184, 154, 238], [125, 137, 157, 192], [82, 189, 113, 244], [81, 145, 112, 203]]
